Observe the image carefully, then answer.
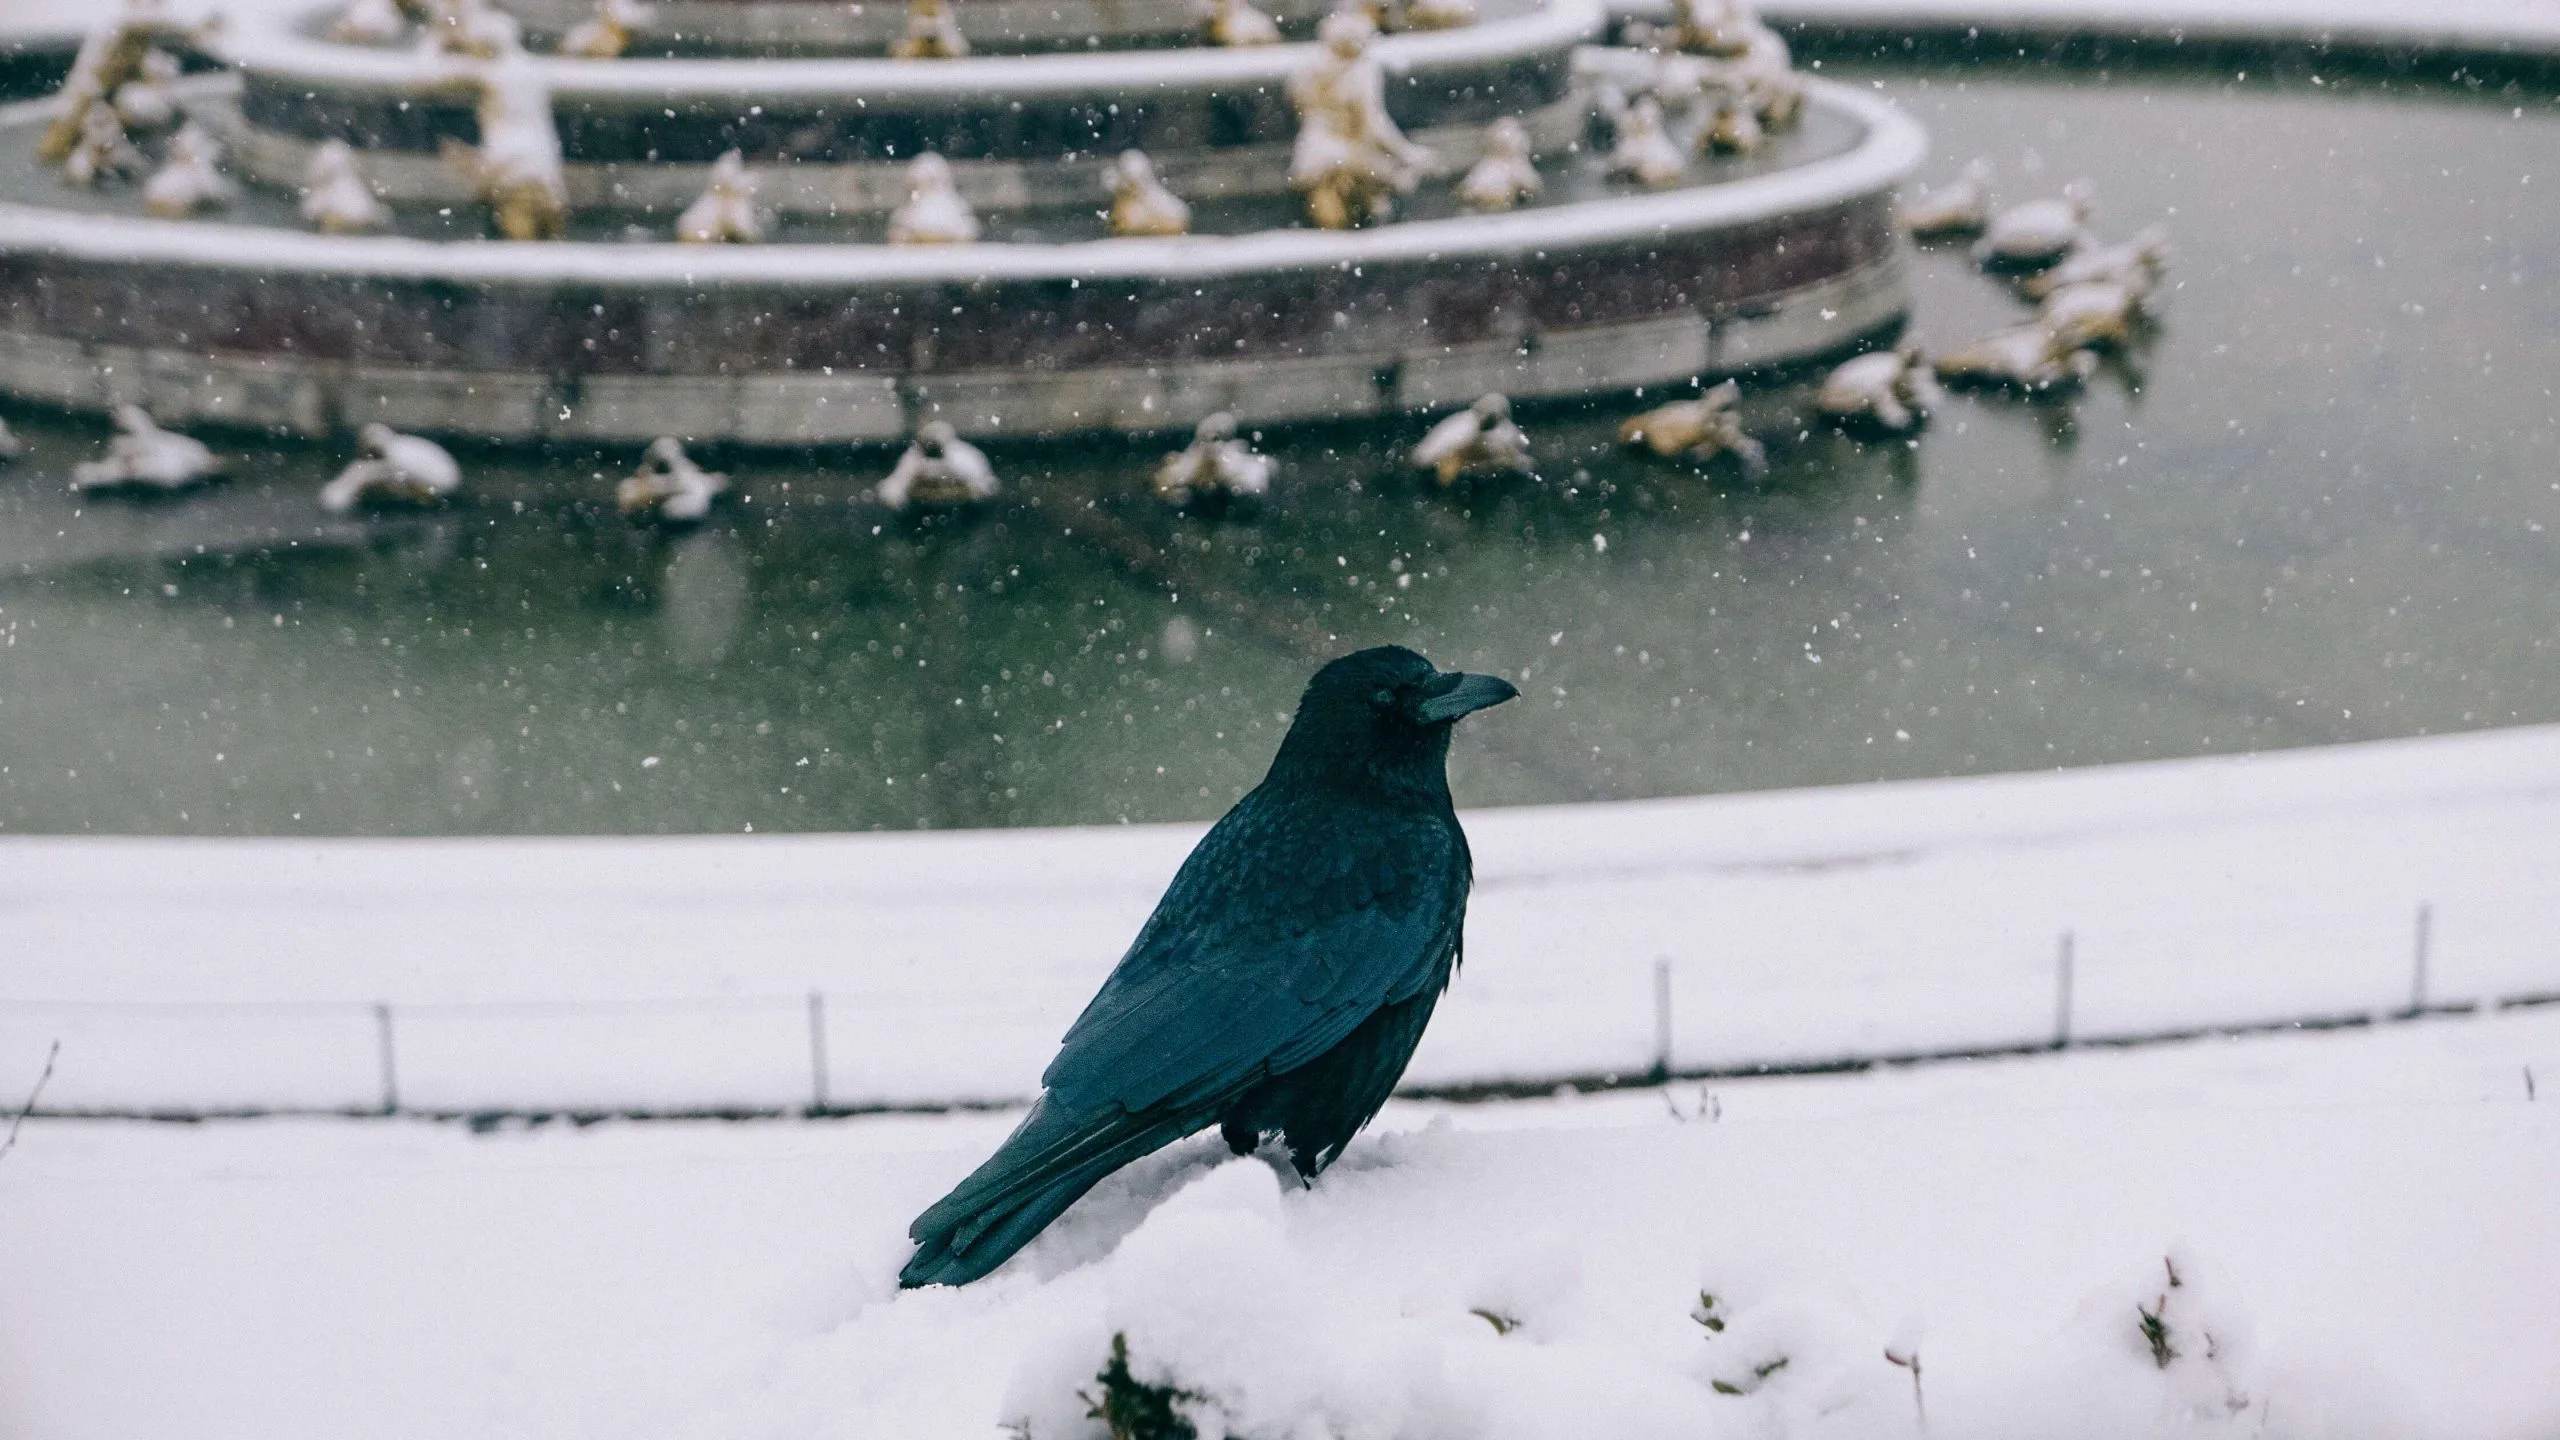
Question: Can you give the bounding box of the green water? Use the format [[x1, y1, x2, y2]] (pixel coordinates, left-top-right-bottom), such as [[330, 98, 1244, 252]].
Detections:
[[2, 68, 2556, 834]]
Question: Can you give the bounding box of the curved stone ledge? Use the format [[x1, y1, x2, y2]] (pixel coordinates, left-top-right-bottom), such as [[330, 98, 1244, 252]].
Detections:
[[1655, 0, 2560, 76], [224, 89, 1596, 210], [0, 252, 1900, 442], [220, 0, 1598, 165], [502, 0, 1344, 53]]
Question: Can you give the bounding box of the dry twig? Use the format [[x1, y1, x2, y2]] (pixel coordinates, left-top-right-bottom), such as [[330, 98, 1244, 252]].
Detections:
[[0, 1041, 62, 1163]]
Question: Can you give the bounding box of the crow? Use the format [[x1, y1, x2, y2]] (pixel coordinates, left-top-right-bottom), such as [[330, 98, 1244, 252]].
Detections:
[[900, 645, 1518, 1288]]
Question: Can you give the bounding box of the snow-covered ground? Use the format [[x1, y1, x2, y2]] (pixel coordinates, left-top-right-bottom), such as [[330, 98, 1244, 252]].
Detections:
[[8, 725, 2560, 1114], [3, 1005, 2552, 1440]]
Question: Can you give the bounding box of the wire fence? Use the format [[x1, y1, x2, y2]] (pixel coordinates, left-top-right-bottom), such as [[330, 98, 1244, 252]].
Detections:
[[4, 900, 2554, 1122]]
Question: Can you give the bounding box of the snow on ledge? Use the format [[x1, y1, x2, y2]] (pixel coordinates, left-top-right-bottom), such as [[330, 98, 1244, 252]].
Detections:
[[211, 0, 1602, 97], [5, 726, 2559, 1113], [1770, 0, 2560, 48]]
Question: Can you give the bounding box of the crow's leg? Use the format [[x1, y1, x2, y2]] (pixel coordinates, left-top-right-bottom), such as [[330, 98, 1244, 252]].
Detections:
[[1218, 987, 1442, 1181]]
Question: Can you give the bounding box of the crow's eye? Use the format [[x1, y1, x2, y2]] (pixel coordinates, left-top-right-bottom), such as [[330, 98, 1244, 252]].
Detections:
[[1372, 688, 1397, 709]]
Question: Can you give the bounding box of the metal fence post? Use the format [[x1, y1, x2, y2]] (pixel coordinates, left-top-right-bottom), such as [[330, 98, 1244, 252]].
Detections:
[[1650, 957, 1673, 1083], [372, 1003, 399, 1115], [807, 990, 831, 1114], [2408, 902, 2432, 1015], [2053, 931, 2075, 1050]]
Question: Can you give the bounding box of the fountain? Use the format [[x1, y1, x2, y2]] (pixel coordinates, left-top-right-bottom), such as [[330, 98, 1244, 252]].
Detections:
[[1, 0, 2556, 845], [0, 0, 1917, 443]]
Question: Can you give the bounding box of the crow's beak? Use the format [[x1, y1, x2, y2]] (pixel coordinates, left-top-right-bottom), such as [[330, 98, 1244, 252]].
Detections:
[[1417, 671, 1519, 723]]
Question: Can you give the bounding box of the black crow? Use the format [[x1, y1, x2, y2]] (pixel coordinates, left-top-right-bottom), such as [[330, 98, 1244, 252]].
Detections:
[[900, 645, 1518, 1288]]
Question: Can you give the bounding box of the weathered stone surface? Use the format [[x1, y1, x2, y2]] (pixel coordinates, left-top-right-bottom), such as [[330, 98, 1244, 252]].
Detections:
[[0, 195, 1891, 380], [503, 0, 1352, 54], [235, 53, 1576, 164], [0, 213, 1902, 441], [227, 93, 1593, 209]]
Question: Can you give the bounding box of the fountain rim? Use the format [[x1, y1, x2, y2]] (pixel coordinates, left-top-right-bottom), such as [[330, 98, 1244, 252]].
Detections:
[[0, 77, 1923, 286], [211, 0, 1603, 98]]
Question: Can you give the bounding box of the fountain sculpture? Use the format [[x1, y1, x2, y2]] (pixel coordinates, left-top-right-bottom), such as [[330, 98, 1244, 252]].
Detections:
[[1815, 343, 1938, 433], [319, 423, 464, 510], [1154, 412, 1278, 504], [1287, 12, 1441, 228], [619, 436, 731, 520], [1104, 150, 1191, 238], [557, 0, 649, 58], [0, 0, 1921, 444], [1978, 182, 2094, 268], [1412, 392, 1534, 484], [677, 149, 764, 243], [1901, 157, 1990, 236], [878, 420, 1000, 508], [443, 49, 571, 240], [1454, 116, 1539, 211], [1208, 0, 1285, 46], [300, 138, 390, 230], [38, 0, 203, 166], [1619, 379, 1765, 474], [67, 404, 224, 493], [141, 121, 235, 215]]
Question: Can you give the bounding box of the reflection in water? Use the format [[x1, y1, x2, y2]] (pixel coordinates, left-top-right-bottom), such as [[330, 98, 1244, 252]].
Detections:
[[659, 530, 749, 669], [1, 69, 2557, 835], [442, 732, 502, 824]]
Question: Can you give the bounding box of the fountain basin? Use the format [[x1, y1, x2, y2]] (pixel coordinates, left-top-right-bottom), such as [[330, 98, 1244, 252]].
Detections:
[[0, 78, 1918, 443], [219, 0, 1596, 206], [3, 54, 2557, 837]]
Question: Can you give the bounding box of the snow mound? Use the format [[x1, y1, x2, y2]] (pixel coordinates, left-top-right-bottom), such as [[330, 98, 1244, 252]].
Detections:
[[7, 1009, 2552, 1440], [1002, 1154, 1747, 1440]]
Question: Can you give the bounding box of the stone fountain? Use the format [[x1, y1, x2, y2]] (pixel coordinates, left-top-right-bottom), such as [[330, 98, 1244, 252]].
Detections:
[[0, 0, 1920, 443]]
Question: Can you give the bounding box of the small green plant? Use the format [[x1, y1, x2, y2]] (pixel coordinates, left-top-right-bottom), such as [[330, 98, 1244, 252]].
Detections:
[[2137, 1304, 2178, 1368], [1079, 1333, 1198, 1440], [1469, 1308, 1522, 1336], [2138, 1256, 2185, 1369], [1710, 1356, 1790, 1396], [1689, 1291, 1727, 1334]]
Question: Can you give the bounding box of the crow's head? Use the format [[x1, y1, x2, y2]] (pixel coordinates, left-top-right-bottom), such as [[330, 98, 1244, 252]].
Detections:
[[1270, 646, 1517, 801]]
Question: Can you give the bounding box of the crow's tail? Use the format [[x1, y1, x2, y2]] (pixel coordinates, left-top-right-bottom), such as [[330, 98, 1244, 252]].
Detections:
[[899, 1096, 1200, 1289]]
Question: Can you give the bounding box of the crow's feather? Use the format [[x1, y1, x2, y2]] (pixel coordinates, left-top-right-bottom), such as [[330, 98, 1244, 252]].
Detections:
[[900, 646, 1514, 1289]]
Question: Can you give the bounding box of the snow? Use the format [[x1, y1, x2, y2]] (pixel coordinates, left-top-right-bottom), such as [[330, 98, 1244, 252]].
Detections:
[[1760, 0, 2560, 48], [7, 725, 2559, 1114], [3, 1005, 2554, 1439]]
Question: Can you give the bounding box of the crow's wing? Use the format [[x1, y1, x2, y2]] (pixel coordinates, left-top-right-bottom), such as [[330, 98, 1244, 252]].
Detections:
[[1041, 785, 1469, 1116]]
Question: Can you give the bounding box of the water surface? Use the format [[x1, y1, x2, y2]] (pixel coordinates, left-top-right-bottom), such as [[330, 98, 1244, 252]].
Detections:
[[2, 66, 2555, 834]]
